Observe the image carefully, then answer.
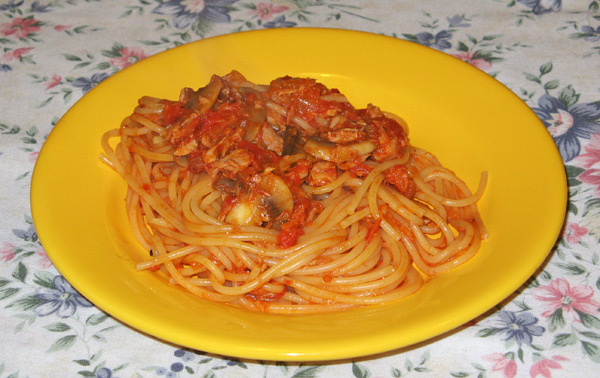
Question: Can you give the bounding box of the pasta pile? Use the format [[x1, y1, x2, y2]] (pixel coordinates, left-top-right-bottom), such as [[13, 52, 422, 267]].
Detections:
[[101, 71, 487, 313]]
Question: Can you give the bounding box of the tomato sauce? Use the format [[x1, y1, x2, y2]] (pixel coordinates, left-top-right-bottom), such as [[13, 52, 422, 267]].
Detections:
[[148, 72, 409, 247]]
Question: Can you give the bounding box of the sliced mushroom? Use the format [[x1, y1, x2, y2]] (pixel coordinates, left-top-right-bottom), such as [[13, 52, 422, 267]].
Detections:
[[179, 74, 223, 113], [260, 173, 293, 215], [224, 173, 293, 226], [303, 137, 376, 164]]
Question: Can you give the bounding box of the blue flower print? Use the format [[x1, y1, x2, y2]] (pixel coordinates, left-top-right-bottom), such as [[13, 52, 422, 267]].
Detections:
[[415, 30, 452, 50], [96, 367, 111, 378], [155, 358, 185, 378], [517, 0, 561, 15], [531, 94, 600, 161], [152, 0, 239, 29], [580, 25, 600, 42], [0, 0, 24, 11], [174, 348, 195, 362], [72, 72, 109, 93], [30, 1, 51, 12], [170, 363, 184, 373], [96, 367, 120, 378], [263, 15, 296, 29], [13, 224, 37, 242], [1, 63, 12, 72], [34, 275, 92, 318], [496, 311, 545, 346], [446, 14, 470, 28]]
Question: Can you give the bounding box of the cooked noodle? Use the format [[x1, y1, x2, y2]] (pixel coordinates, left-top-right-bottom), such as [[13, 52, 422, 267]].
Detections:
[[100, 71, 487, 314]]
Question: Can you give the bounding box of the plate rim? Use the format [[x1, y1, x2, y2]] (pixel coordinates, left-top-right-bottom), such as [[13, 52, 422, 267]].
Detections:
[[30, 27, 568, 361]]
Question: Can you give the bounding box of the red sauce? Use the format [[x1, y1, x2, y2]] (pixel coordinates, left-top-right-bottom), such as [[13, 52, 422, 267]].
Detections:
[[161, 100, 184, 124], [277, 221, 304, 249], [237, 139, 281, 170], [269, 76, 355, 130], [348, 162, 374, 178], [144, 73, 410, 248], [384, 165, 416, 198], [366, 217, 383, 243], [196, 102, 242, 144]]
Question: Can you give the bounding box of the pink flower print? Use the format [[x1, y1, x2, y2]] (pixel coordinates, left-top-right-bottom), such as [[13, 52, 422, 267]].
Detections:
[[579, 168, 600, 196], [484, 353, 517, 378], [578, 134, 600, 168], [0, 242, 16, 263], [28, 151, 40, 163], [109, 47, 148, 69], [37, 250, 53, 269], [529, 355, 568, 378], [0, 17, 42, 39], [1, 47, 34, 61], [565, 223, 587, 244], [252, 2, 289, 20], [45, 74, 62, 90], [532, 278, 600, 321], [54, 24, 71, 32], [577, 134, 600, 196], [452, 51, 492, 70]]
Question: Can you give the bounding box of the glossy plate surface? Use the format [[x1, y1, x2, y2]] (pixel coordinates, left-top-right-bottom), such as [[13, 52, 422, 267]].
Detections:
[[31, 28, 567, 361]]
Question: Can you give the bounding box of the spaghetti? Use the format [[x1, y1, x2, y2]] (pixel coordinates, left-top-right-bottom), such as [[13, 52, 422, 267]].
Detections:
[[100, 71, 487, 314]]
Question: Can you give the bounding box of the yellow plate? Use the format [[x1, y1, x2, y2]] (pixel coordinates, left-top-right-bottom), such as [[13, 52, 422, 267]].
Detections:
[[31, 28, 567, 361]]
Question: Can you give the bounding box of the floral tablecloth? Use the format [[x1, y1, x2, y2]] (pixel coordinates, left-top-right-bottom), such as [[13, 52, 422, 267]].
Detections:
[[1, 0, 600, 377]]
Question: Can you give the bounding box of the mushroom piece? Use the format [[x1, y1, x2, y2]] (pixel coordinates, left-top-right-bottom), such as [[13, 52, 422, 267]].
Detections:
[[179, 75, 223, 113], [224, 173, 293, 226], [303, 137, 376, 164]]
